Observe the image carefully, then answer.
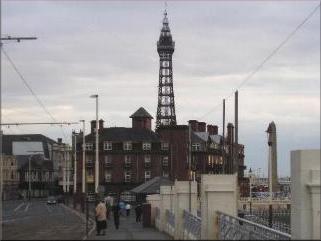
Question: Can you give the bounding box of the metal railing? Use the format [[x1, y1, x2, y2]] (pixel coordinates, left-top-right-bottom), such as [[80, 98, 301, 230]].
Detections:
[[217, 211, 291, 240], [183, 210, 201, 240], [239, 197, 291, 204], [241, 208, 291, 234]]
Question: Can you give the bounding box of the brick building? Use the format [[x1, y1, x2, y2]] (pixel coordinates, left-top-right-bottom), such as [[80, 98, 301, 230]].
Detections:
[[75, 107, 170, 196]]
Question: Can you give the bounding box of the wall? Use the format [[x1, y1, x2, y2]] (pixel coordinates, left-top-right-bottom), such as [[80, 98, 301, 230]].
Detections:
[[291, 149, 320, 240]]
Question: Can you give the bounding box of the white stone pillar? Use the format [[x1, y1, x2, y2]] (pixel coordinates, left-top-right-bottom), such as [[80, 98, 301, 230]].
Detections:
[[200, 174, 238, 240], [173, 181, 197, 240], [159, 185, 175, 232], [291, 150, 320, 240]]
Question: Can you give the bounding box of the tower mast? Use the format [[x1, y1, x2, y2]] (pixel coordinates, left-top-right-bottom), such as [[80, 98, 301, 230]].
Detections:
[[156, 9, 177, 129]]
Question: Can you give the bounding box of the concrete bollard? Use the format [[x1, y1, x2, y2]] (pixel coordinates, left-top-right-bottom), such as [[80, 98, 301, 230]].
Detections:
[[200, 174, 238, 240], [173, 181, 197, 240], [291, 150, 320, 240]]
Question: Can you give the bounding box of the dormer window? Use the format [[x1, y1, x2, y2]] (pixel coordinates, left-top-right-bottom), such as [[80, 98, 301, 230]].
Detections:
[[192, 143, 201, 151], [85, 143, 93, 151], [143, 142, 151, 151], [161, 142, 169, 151], [123, 142, 132, 151], [104, 141, 112, 151]]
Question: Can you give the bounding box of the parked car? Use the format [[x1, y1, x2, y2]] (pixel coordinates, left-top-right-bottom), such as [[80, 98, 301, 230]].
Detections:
[[47, 196, 57, 205]]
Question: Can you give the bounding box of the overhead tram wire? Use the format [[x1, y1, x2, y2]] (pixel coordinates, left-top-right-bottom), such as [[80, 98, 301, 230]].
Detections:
[[198, 2, 321, 120], [1, 47, 71, 142]]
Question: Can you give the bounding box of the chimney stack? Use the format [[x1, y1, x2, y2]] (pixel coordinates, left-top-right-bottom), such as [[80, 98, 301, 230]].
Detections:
[[227, 123, 234, 144], [99, 119, 104, 132], [198, 122, 206, 132], [188, 120, 198, 132], [91, 120, 96, 134], [207, 125, 219, 135], [57, 138, 62, 144]]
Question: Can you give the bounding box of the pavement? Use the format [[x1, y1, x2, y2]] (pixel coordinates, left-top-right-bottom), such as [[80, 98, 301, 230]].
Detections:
[[2, 199, 90, 240], [88, 211, 172, 240]]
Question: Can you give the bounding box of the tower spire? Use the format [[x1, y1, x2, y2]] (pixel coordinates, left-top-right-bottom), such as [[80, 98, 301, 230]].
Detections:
[[156, 10, 177, 129]]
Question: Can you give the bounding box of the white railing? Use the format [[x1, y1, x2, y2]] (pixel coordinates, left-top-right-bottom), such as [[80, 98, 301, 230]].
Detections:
[[165, 209, 175, 237], [239, 197, 291, 204], [217, 211, 291, 240], [183, 210, 201, 240]]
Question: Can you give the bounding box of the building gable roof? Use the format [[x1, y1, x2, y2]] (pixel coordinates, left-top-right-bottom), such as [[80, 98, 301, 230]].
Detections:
[[130, 107, 153, 119], [130, 176, 173, 194], [86, 127, 160, 142]]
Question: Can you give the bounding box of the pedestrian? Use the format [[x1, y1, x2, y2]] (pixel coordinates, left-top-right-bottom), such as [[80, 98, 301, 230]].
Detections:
[[113, 202, 120, 230], [125, 203, 131, 217], [95, 200, 107, 236], [135, 204, 142, 223]]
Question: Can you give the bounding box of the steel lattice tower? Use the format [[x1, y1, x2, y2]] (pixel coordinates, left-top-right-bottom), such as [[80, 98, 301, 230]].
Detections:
[[156, 10, 177, 129]]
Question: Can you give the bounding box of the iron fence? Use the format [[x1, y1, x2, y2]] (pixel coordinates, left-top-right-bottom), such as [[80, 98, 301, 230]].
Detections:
[[217, 211, 291, 240], [183, 210, 201, 240], [242, 208, 291, 234]]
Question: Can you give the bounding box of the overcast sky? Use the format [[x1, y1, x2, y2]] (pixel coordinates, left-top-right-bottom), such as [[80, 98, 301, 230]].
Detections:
[[2, 0, 320, 177]]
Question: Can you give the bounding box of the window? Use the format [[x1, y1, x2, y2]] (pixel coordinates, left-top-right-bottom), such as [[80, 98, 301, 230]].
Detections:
[[123, 142, 132, 151], [124, 155, 131, 164], [192, 143, 201, 151], [105, 171, 112, 183], [145, 170, 151, 181], [104, 141, 112, 151], [104, 156, 112, 165], [162, 171, 169, 178], [161, 142, 169, 150], [124, 171, 131, 183], [85, 143, 93, 151], [162, 156, 169, 166], [142, 142, 151, 151], [144, 155, 151, 163]]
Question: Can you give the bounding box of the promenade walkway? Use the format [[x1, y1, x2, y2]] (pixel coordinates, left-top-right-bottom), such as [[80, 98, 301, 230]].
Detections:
[[88, 212, 171, 240]]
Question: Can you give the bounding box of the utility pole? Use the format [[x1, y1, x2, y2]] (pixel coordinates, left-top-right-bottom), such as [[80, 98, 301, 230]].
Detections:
[[90, 95, 99, 194], [222, 99, 226, 173], [234, 91, 238, 175], [73, 131, 79, 194], [188, 123, 192, 212], [80, 120, 86, 194]]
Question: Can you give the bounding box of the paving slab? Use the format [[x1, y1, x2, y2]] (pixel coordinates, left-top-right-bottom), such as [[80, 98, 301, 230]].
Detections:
[[88, 213, 171, 240]]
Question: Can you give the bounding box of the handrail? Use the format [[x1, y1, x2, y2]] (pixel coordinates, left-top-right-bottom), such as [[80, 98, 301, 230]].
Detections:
[[217, 211, 291, 240]]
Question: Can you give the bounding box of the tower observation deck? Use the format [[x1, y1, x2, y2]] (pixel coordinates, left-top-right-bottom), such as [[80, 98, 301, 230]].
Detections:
[[156, 10, 177, 129]]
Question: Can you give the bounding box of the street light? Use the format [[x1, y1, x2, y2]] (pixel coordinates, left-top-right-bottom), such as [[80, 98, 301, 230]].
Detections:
[[73, 131, 79, 194], [79, 120, 86, 194], [27, 151, 44, 200], [90, 94, 99, 194], [249, 167, 253, 214]]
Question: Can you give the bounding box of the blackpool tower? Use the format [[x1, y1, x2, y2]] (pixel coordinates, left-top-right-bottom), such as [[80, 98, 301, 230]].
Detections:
[[156, 10, 177, 129]]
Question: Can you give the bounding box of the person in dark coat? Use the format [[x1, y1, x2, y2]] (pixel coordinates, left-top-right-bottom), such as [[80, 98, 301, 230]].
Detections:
[[113, 202, 120, 229], [135, 204, 142, 223]]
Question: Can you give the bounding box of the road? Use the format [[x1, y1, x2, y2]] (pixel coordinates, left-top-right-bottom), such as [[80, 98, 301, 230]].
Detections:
[[2, 199, 89, 240]]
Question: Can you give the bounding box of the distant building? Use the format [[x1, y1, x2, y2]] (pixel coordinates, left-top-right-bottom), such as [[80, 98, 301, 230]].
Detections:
[[2, 134, 68, 198], [52, 138, 73, 194], [2, 155, 19, 200]]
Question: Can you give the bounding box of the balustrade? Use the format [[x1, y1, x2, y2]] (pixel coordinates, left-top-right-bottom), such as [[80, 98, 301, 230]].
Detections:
[[217, 211, 291, 240]]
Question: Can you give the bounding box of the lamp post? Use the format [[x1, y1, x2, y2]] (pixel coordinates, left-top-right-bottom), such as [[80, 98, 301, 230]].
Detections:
[[73, 131, 79, 194], [27, 151, 43, 200], [80, 120, 86, 194], [249, 168, 252, 214], [90, 94, 99, 194]]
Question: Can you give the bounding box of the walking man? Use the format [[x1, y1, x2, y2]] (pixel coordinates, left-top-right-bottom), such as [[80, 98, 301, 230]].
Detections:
[[113, 202, 120, 230], [135, 204, 142, 223], [125, 203, 131, 217], [95, 200, 107, 236]]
